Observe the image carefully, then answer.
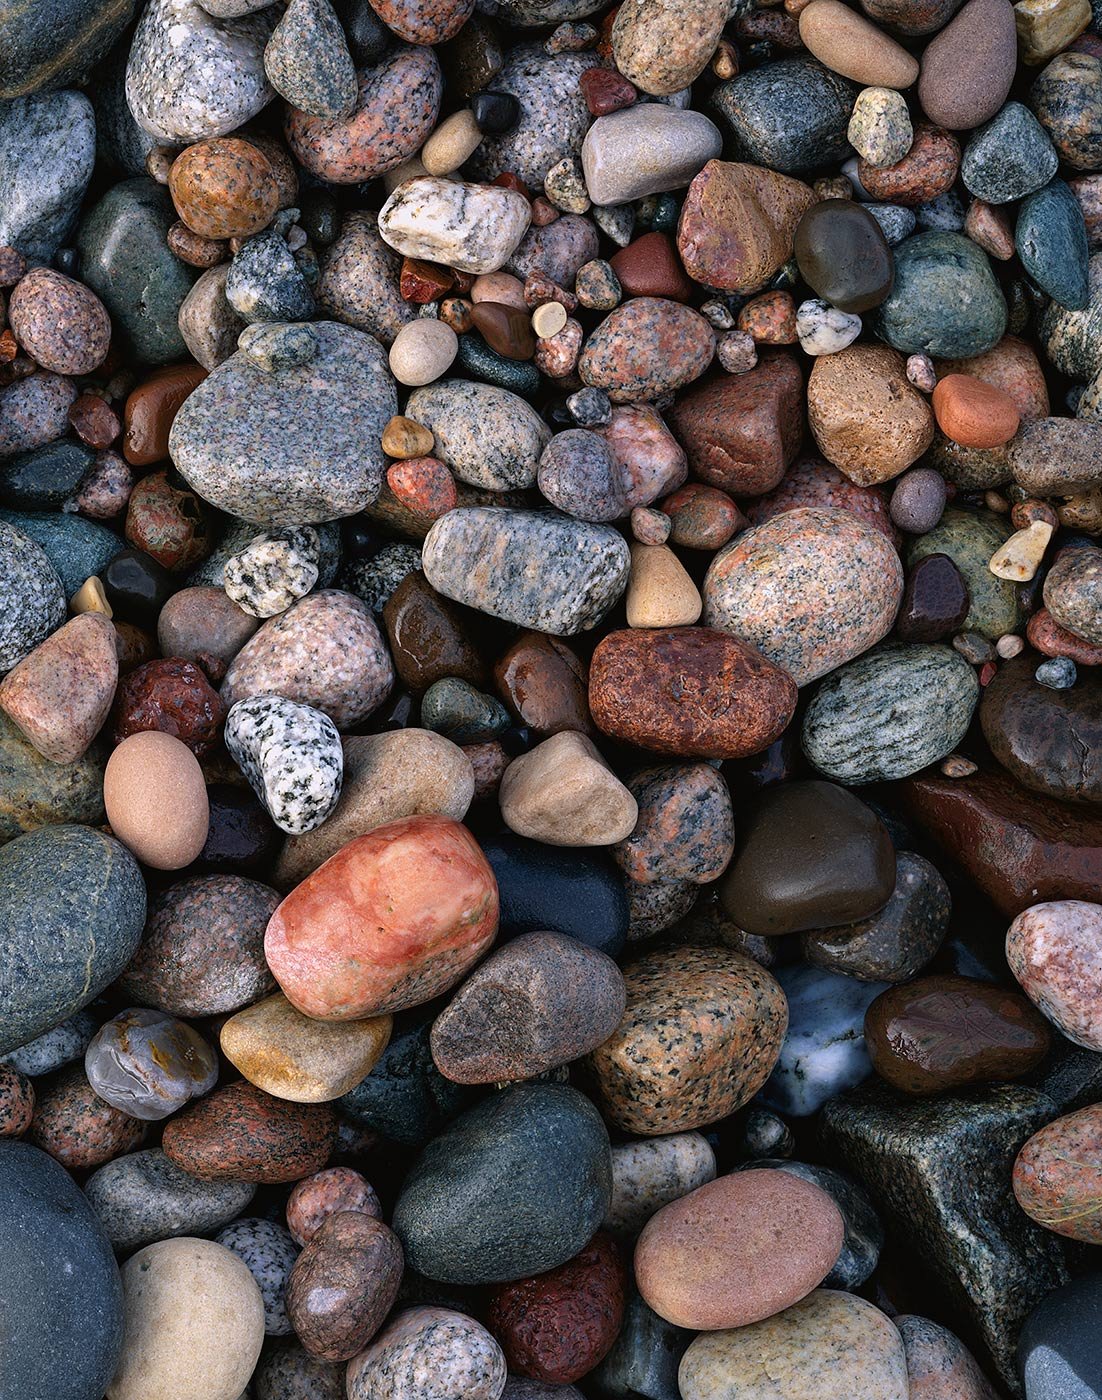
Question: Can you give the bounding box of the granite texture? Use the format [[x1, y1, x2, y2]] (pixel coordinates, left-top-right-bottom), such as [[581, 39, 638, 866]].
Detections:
[[711, 59, 857, 174], [379, 177, 532, 275], [346, 1307, 507, 1400], [85, 1148, 256, 1252], [224, 694, 343, 835], [0, 90, 96, 262], [406, 379, 550, 489], [0, 520, 66, 674]]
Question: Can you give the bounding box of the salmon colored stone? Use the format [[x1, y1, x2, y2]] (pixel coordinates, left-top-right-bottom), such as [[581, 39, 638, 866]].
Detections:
[[634, 1169, 844, 1330], [1013, 1102, 1102, 1243], [737, 290, 799, 344], [386, 457, 457, 519], [858, 123, 961, 206], [1027, 609, 1102, 665], [123, 363, 208, 466], [265, 814, 499, 1021], [931, 373, 1021, 449], [169, 138, 281, 240]]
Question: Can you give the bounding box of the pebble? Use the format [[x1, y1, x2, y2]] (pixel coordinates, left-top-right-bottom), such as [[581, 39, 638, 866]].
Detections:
[[214, 1217, 299, 1337], [407, 379, 550, 489], [750, 1159, 883, 1290], [1010, 417, 1102, 494], [796, 200, 895, 313], [876, 231, 1007, 358], [1019, 1274, 1102, 1400], [910, 509, 1021, 638], [85, 1148, 255, 1252], [611, 0, 729, 96], [346, 1307, 507, 1400], [537, 429, 624, 521], [286, 1211, 401, 1360], [0, 612, 117, 763], [0, 92, 96, 264], [796, 298, 864, 355], [1007, 900, 1102, 1049], [596, 402, 687, 508], [1013, 1101, 1102, 1244], [286, 1166, 381, 1245], [162, 1078, 335, 1182], [177, 263, 247, 368], [897, 1315, 1001, 1400], [379, 177, 531, 275], [389, 320, 458, 386], [499, 730, 637, 844], [581, 106, 722, 207], [225, 693, 343, 835], [1031, 51, 1102, 171], [223, 526, 320, 618], [711, 58, 856, 175], [578, 296, 714, 402], [8, 268, 111, 376], [625, 542, 702, 627], [1045, 546, 1102, 644], [265, 0, 358, 118], [317, 211, 412, 345], [169, 136, 280, 239], [85, 1007, 217, 1119], [891, 467, 947, 533], [1017, 177, 1091, 309], [104, 730, 210, 869], [604, 1134, 716, 1241], [809, 345, 933, 483], [933, 372, 1021, 447], [507, 213, 600, 289], [919, 0, 1017, 129], [962, 102, 1059, 204], [798, 0, 919, 87]]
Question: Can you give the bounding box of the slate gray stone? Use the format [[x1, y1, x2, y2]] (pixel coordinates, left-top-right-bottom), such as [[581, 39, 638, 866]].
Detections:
[[0, 519, 66, 673], [264, 0, 357, 117], [961, 102, 1059, 204], [224, 694, 343, 835], [405, 379, 551, 491], [92, 43, 159, 176], [1017, 179, 1091, 311], [876, 231, 1008, 358], [711, 59, 857, 174], [1039, 251, 1102, 380], [0, 1007, 98, 1077], [0, 0, 137, 99], [0, 90, 96, 263], [0, 712, 106, 844], [226, 231, 317, 324], [1018, 1273, 1102, 1400], [590, 1287, 690, 1400]]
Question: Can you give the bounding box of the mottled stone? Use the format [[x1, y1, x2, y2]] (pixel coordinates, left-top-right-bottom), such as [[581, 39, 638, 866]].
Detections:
[[225, 694, 343, 836], [1045, 546, 1102, 646], [28, 1062, 142, 1170], [711, 59, 855, 176], [225, 231, 316, 324], [613, 764, 733, 885], [896, 1316, 1001, 1400], [1007, 900, 1102, 1050], [581, 106, 721, 207], [876, 232, 1007, 358], [1031, 51, 1102, 171], [961, 103, 1058, 206], [85, 1148, 255, 1253], [216, 1217, 299, 1335], [347, 1307, 507, 1400], [1011, 419, 1102, 495], [0, 1010, 96, 1078], [591, 1288, 689, 1400], [807, 344, 933, 485], [406, 379, 549, 490], [162, 1079, 336, 1182], [909, 509, 1020, 638], [0, 613, 116, 765], [84, 1007, 216, 1121], [177, 263, 247, 370], [848, 86, 913, 167], [265, 0, 357, 118], [578, 297, 714, 403], [507, 214, 600, 290], [379, 177, 530, 276], [747, 457, 896, 540], [604, 1134, 716, 1242], [1013, 1101, 1102, 1243], [595, 402, 687, 508], [286, 1211, 401, 1360], [0, 91, 96, 263], [1017, 177, 1091, 309], [317, 211, 412, 346], [0, 521, 65, 677]]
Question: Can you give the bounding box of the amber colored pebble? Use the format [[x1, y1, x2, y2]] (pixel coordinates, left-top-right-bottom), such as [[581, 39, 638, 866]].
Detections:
[[381, 414, 435, 458], [931, 373, 1020, 449], [169, 137, 280, 240], [167, 220, 229, 268], [662, 483, 745, 550], [69, 393, 120, 449], [439, 296, 474, 333], [580, 66, 637, 116], [1011, 499, 1058, 530], [71, 576, 112, 618], [712, 37, 739, 76], [610, 233, 694, 302], [470, 300, 537, 359], [492, 171, 530, 198], [737, 290, 799, 344], [0, 329, 17, 364], [494, 631, 593, 736], [386, 457, 457, 519], [123, 363, 208, 466], [864, 973, 1051, 1095], [400, 257, 454, 303]]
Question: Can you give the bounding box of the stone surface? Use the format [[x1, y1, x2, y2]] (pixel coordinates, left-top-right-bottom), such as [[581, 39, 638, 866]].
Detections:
[[711, 59, 856, 175], [614, 763, 734, 885], [909, 509, 1020, 638], [499, 731, 636, 845], [604, 1134, 717, 1241], [286, 1211, 402, 1361], [807, 344, 934, 485], [0, 613, 117, 765], [876, 231, 1007, 357], [1007, 900, 1102, 1050], [897, 1315, 1001, 1400], [1017, 178, 1091, 309], [379, 178, 530, 276], [85, 1148, 255, 1253], [578, 297, 715, 403], [346, 1306, 507, 1400], [961, 102, 1059, 204], [0, 520, 66, 675], [580, 106, 721, 207], [317, 211, 412, 345], [85, 1007, 217, 1120], [612, 0, 728, 96], [800, 0, 919, 86], [406, 379, 550, 490], [265, 0, 358, 118], [103, 730, 210, 870], [225, 694, 343, 836], [1013, 1101, 1102, 1243], [215, 1216, 299, 1337], [27, 1061, 142, 1169], [0, 91, 96, 263], [1045, 546, 1102, 644], [1018, 1274, 1102, 1400]]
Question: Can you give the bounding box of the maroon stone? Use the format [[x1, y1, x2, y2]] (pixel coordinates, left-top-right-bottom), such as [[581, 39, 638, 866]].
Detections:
[[610, 233, 695, 303], [494, 631, 592, 736], [896, 554, 971, 642], [286, 1213, 404, 1362], [580, 66, 637, 115], [112, 657, 226, 757]]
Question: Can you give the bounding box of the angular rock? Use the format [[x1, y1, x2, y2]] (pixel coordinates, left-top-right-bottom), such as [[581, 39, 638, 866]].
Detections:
[[378, 177, 531, 275], [0, 521, 66, 675]]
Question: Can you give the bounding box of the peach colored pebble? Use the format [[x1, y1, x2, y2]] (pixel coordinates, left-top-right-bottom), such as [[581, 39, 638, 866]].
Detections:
[[932, 373, 1020, 449]]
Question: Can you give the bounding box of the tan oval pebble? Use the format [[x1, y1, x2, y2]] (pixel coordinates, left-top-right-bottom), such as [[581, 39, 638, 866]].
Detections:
[[103, 731, 209, 870], [533, 300, 569, 339], [808, 344, 935, 485], [107, 1238, 264, 1400], [70, 576, 113, 618], [381, 414, 436, 458], [382, 155, 429, 194], [499, 730, 639, 846], [799, 0, 920, 87], [421, 109, 483, 176], [917, 0, 1017, 129], [471, 272, 527, 309], [388, 319, 459, 387], [604, 1133, 717, 1239], [220, 992, 392, 1102], [626, 543, 703, 627], [635, 1169, 844, 1330]]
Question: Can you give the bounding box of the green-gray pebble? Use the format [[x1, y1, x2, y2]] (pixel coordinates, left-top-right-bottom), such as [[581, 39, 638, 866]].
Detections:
[[1016, 179, 1090, 310], [961, 102, 1059, 204], [875, 231, 1007, 358], [0, 714, 106, 844], [420, 678, 510, 744], [0, 509, 126, 597], [908, 508, 1021, 638]]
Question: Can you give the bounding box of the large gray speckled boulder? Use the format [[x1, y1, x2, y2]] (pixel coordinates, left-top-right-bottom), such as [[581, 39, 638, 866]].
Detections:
[[0, 521, 66, 674], [0, 91, 96, 263], [405, 380, 551, 490], [85, 1149, 256, 1253], [171, 320, 396, 525]]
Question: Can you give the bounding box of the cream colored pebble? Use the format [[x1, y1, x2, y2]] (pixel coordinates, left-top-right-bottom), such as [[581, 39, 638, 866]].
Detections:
[[382, 156, 429, 194], [532, 301, 569, 339], [626, 544, 702, 627], [988, 519, 1054, 581], [70, 575, 113, 618], [421, 109, 484, 176], [388, 319, 459, 387]]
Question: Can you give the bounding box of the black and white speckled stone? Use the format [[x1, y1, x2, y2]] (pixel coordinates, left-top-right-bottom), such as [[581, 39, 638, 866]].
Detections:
[[337, 541, 421, 613], [226, 232, 317, 325], [253, 1340, 345, 1399], [347, 1306, 507, 1400], [467, 45, 599, 188], [317, 211, 414, 347], [378, 177, 532, 276], [537, 429, 626, 522], [961, 102, 1059, 205], [422, 507, 629, 635], [264, 0, 357, 117], [0, 520, 66, 674], [405, 380, 550, 491], [0, 91, 96, 263], [84, 1148, 256, 1253], [0, 1009, 97, 1077], [170, 321, 396, 526], [191, 516, 341, 589], [801, 643, 979, 785], [710, 59, 856, 175], [223, 526, 321, 618], [126, 0, 276, 143], [216, 1217, 300, 1336], [225, 694, 343, 835]]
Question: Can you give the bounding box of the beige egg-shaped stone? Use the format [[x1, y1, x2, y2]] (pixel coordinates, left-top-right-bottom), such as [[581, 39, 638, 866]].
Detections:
[[108, 1237, 264, 1400], [103, 731, 209, 869], [799, 0, 920, 88], [626, 543, 703, 627], [499, 730, 639, 846], [421, 110, 483, 176], [388, 319, 459, 387]]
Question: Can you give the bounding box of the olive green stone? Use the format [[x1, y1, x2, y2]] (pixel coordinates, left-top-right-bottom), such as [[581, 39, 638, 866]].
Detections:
[[908, 509, 1021, 639], [0, 713, 106, 845], [794, 199, 894, 313]]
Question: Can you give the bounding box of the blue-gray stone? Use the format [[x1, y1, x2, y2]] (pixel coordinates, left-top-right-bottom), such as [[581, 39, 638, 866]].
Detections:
[[0, 1008, 98, 1076], [92, 43, 159, 177], [875, 231, 1008, 358], [0, 439, 94, 510], [961, 102, 1059, 204], [76, 177, 197, 364], [0, 90, 96, 262], [864, 202, 916, 245], [226, 231, 317, 325], [0, 519, 66, 672], [0, 1141, 123, 1400], [0, 0, 136, 99], [456, 332, 543, 396], [0, 509, 126, 597], [591, 1287, 689, 1400], [264, 0, 357, 118], [1017, 179, 1091, 311], [0, 825, 146, 1055], [1019, 1273, 1102, 1400], [711, 59, 857, 174], [420, 677, 510, 744], [0, 711, 107, 844], [1038, 251, 1102, 379]]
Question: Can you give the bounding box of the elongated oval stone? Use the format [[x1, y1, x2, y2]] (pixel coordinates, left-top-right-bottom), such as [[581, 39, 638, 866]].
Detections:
[[422, 508, 630, 635]]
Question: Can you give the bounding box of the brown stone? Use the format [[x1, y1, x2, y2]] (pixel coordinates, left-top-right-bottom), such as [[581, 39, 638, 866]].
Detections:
[[799, 0, 920, 85], [382, 570, 487, 692], [124, 468, 211, 573], [169, 138, 281, 240], [609, 233, 694, 302], [577, 297, 715, 403], [499, 731, 638, 846], [112, 656, 226, 757], [662, 482, 746, 549], [167, 221, 229, 268], [68, 393, 120, 449], [162, 1080, 337, 1183], [400, 257, 454, 304], [857, 0, 967, 36], [470, 300, 536, 359], [667, 353, 803, 496], [123, 363, 208, 466], [286, 1213, 403, 1361], [156, 585, 260, 684], [589, 626, 798, 761], [918, 0, 1017, 129], [745, 456, 898, 541], [581, 65, 638, 116], [676, 160, 816, 293], [858, 122, 961, 205], [104, 730, 210, 871], [1027, 608, 1102, 664], [808, 344, 935, 485], [494, 631, 592, 736], [737, 289, 799, 343], [965, 198, 1016, 259]]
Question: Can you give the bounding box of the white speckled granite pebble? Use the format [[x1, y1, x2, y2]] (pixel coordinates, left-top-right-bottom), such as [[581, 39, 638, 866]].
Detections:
[[405, 380, 551, 490], [0, 1010, 98, 1077], [797, 299, 863, 356], [224, 527, 321, 619], [378, 177, 531, 275], [346, 1306, 507, 1400], [216, 1218, 300, 1336], [0, 91, 96, 263], [225, 694, 343, 835], [0, 521, 67, 674]]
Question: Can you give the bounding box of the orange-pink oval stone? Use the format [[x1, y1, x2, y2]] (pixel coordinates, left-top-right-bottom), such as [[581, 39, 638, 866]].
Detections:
[[265, 814, 498, 1020], [1013, 1102, 1102, 1244]]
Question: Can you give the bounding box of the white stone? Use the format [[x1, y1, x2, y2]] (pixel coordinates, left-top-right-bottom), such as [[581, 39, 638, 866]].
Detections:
[[581, 105, 722, 206], [389, 319, 459, 387], [989, 520, 1053, 581], [225, 694, 343, 835], [796, 298, 863, 356], [223, 527, 320, 618], [378, 176, 532, 275]]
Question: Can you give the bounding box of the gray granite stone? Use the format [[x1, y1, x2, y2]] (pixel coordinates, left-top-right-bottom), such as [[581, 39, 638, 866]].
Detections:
[[85, 1148, 256, 1253], [961, 102, 1059, 205], [0, 90, 95, 263], [1019, 1273, 1102, 1400], [405, 379, 550, 490], [0, 713, 106, 844], [0, 519, 66, 673], [1017, 178, 1091, 310], [0, 0, 137, 99], [93, 43, 160, 176], [711, 59, 856, 175], [581, 106, 723, 205], [264, 0, 357, 117], [225, 694, 343, 835], [178, 263, 248, 370], [317, 211, 414, 346], [0, 1008, 98, 1077], [216, 1218, 299, 1336], [226, 231, 317, 324]]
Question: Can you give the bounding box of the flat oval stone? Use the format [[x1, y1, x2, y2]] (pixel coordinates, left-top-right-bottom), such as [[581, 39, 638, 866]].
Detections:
[[347, 1306, 506, 1400], [84, 1148, 256, 1253], [875, 231, 1007, 358], [1013, 1101, 1102, 1244], [286, 1212, 402, 1361], [799, 0, 919, 87], [918, 0, 1016, 129], [586, 946, 788, 1135], [795, 199, 894, 313], [1007, 899, 1102, 1050], [392, 1083, 612, 1284], [494, 631, 592, 737], [579, 297, 714, 403], [406, 378, 550, 490]]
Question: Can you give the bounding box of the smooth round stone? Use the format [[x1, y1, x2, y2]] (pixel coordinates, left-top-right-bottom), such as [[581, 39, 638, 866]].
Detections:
[[932, 373, 1020, 448], [216, 1217, 299, 1336], [604, 1134, 717, 1241], [679, 1290, 907, 1400], [0, 1141, 124, 1400], [177, 263, 247, 369], [586, 945, 787, 1135], [1013, 1102, 1102, 1244], [392, 1084, 611, 1284], [626, 878, 698, 941], [876, 231, 1006, 358], [1036, 251, 1102, 380], [909, 509, 1020, 638], [389, 319, 459, 387], [1019, 1274, 1102, 1400], [746, 1160, 882, 1291], [347, 1306, 507, 1400], [8, 267, 111, 376], [84, 1148, 256, 1253], [857, 122, 961, 206], [108, 1238, 264, 1400], [168, 137, 280, 239], [494, 632, 591, 739], [253, 1339, 345, 1399], [507, 214, 601, 291], [613, 763, 734, 885], [865, 974, 1052, 1094], [104, 731, 209, 870], [0, 90, 96, 263], [896, 554, 970, 642], [794, 199, 894, 313], [798, 0, 918, 86], [578, 297, 714, 404], [1030, 52, 1102, 171], [537, 429, 625, 522], [1008, 418, 1102, 496], [0, 520, 65, 674], [897, 1315, 1001, 1400], [420, 677, 508, 744], [85, 1008, 217, 1121], [703, 507, 903, 687], [286, 1167, 381, 1246], [1045, 547, 1102, 645], [919, 0, 1016, 130], [430, 931, 625, 1085], [198, 783, 281, 876], [636, 1170, 843, 1331], [1017, 178, 1091, 310], [803, 850, 950, 982], [0, 1009, 96, 1079], [286, 1211, 402, 1361], [612, 0, 727, 96], [317, 211, 412, 346], [1007, 900, 1102, 1050], [0, 371, 76, 463], [28, 1063, 142, 1170], [710, 58, 856, 175], [580, 105, 722, 207], [2, 0, 136, 99]]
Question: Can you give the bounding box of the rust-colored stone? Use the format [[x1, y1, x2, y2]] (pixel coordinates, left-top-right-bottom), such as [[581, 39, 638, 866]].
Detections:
[[858, 123, 961, 206], [580, 66, 638, 116], [610, 233, 695, 302], [162, 1080, 336, 1183], [494, 631, 592, 736], [112, 657, 227, 758], [400, 257, 455, 303], [124, 468, 211, 572], [169, 137, 281, 240], [123, 362, 208, 466]]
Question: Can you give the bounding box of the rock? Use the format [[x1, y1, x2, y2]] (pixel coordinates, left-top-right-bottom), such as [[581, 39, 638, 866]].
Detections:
[[430, 930, 625, 1084], [126, 0, 275, 144], [0, 521, 66, 675], [1017, 178, 1091, 309], [286, 1212, 401, 1361], [168, 136, 280, 240], [593, 405, 686, 510], [265, 813, 497, 1019], [1018, 1274, 1102, 1400], [720, 781, 895, 937], [8, 268, 111, 376], [85, 1007, 216, 1120], [897, 1316, 1001, 1400], [591, 1289, 690, 1400], [226, 232, 316, 324], [1045, 546, 1102, 644], [794, 199, 895, 313], [1013, 1101, 1102, 1243], [222, 526, 319, 619], [678, 1290, 907, 1400], [848, 86, 913, 167], [581, 106, 722, 206], [612, 0, 728, 96], [0, 1009, 96, 1078], [346, 1307, 507, 1400], [537, 430, 625, 522], [1030, 51, 1102, 171], [0, 91, 96, 263], [265, 0, 357, 118], [392, 1084, 611, 1283], [876, 231, 1007, 357], [821, 1084, 1068, 1389], [586, 945, 787, 1135], [84, 1149, 255, 1253], [0, 1141, 123, 1400], [807, 345, 933, 485], [0, 712, 106, 842], [625, 543, 702, 627], [909, 509, 1020, 637], [1007, 900, 1102, 1050], [1038, 249, 1102, 379], [499, 732, 635, 845], [103, 730, 209, 869], [711, 59, 856, 175], [0, 508, 122, 601], [703, 507, 903, 687], [613, 764, 733, 885], [578, 297, 714, 403], [506, 213, 600, 289], [108, 1238, 265, 1400], [177, 264, 246, 369], [962, 103, 1059, 204], [27, 1061, 141, 1168], [422, 508, 629, 635], [317, 211, 413, 345], [1012, 419, 1102, 495], [171, 321, 394, 526], [932, 372, 1020, 447], [378, 178, 530, 278], [286, 1166, 381, 1245], [746, 456, 897, 538], [214, 1217, 299, 1336], [405, 379, 550, 490], [604, 1134, 716, 1241], [389, 321, 459, 388], [162, 1079, 335, 1182], [0, 614, 117, 764], [803, 850, 950, 981], [253, 1340, 345, 1399], [919, 0, 1017, 129], [857, 121, 960, 205], [224, 694, 343, 836], [799, 0, 919, 86], [746, 1160, 882, 1290], [2, 0, 137, 97]]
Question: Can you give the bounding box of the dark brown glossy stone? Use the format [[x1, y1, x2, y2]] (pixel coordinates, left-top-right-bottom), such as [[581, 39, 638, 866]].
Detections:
[[123, 363, 208, 466], [864, 974, 1052, 1095], [896, 553, 971, 642], [793, 199, 894, 314], [470, 301, 536, 360], [610, 232, 695, 302], [112, 657, 227, 758], [493, 630, 592, 736], [162, 1080, 336, 1183], [720, 780, 896, 936], [382, 571, 487, 692], [196, 782, 281, 877], [285, 1212, 403, 1362]]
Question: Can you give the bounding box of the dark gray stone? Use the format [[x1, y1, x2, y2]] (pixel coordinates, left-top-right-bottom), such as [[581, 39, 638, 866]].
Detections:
[[84, 1148, 256, 1253], [711, 59, 857, 174], [92, 43, 160, 176], [961, 102, 1059, 204], [0, 519, 66, 673], [0, 0, 136, 99], [0, 508, 126, 598], [591, 1288, 690, 1400], [264, 0, 357, 117], [0, 440, 94, 511], [226, 231, 317, 325], [0, 90, 95, 262], [420, 677, 510, 744], [1017, 179, 1091, 311], [1019, 1273, 1102, 1400], [876, 231, 1008, 358]]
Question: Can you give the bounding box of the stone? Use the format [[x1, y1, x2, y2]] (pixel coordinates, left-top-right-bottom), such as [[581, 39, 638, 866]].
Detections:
[[382, 571, 485, 692], [808, 344, 933, 484], [1013, 1101, 1102, 1242], [1029, 608, 1102, 665], [196, 784, 281, 876], [0, 1141, 124, 1400], [578, 297, 714, 403], [225, 232, 315, 324], [1038, 249, 1102, 379], [1045, 547, 1102, 644], [0, 523, 62, 677], [108, 1238, 264, 1400], [168, 137, 280, 239], [494, 633, 591, 737], [604, 1134, 716, 1242], [286, 1212, 401, 1361], [848, 86, 913, 166], [3, 0, 137, 97], [909, 509, 1020, 637], [858, 122, 960, 206], [0, 91, 96, 263], [1017, 178, 1091, 309], [0, 709, 106, 840], [103, 730, 209, 869], [0, 614, 116, 764], [711, 59, 856, 175], [253, 1341, 344, 1399], [746, 456, 897, 539], [591, 1289, 690, 1400], [962, 103, 1059, 204], [406, 379, 550, 490], [392, 1084, 611, 1284], [612, 0, 728, 96], [176, 264, 245, 369], [170, 321, 395, 526], [162, 1079, 335, 1182], [286, 1167, 381, 1246], [214, 1217, 298, 1336], [265, 0, 357, 117], [8, 268, 111, 377], [897, 1316, 1001, 1400], [346, 1307, 507, 1400], [1018, 1274, 1102, 1400], [85, 1149, 255, 1253], [876, 231, 1007, 357], [586, 945, 787, 1135], [614, 765, 732, 886], [795, 200, 894, 315], [0, 440, 95, 514], [799, 0, 919, 86], [317, 212, 412, 346], [378, 177, 530, 276], [678, 1290, 907, 1400], [580, 106, 722, 207], [537, 429, 625, 522], [85, 1007, 217, 1120], [919, 0, 1017, 130], [1030, 51, 1102, 170], [223, 527, 320, 618], [122, 364, 208, 468], [499, 732, 636, 845], [124, 470, 211, 573], [0, 1011, 96, 1079], [1007, 900, 1102, 1050], [389, 321, 459, 388], [422, 108, 484, 173], [27, 1062, 142, 1169], [1014, 0, 1091, 65], [224, 694, 342, 836], [625, 544, 702, 627], [1011, 418, 1102, 495], [507, 212, 600, 289], [609, 232, 693, 302], [897, 554, 971, 641], [422, 508, 628, 635], [932, 373, 1020, 447], [593, 404, 686, 510], [745, 1160, 882, 1291]]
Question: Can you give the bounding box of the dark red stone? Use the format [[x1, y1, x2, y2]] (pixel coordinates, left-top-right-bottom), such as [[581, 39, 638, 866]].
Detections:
[[610, 233, 695, 303], [580, 66, 638, 116], [112, 657, 227, 757], [68, 393, 120, 449], [400, 258, 455, 303], [662, 482, 745, 550], [896, 553, 971, 642], [161, 1080, 336, 1183]]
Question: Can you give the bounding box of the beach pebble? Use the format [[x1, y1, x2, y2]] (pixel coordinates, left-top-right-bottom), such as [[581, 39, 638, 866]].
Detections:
[[85, 1008, 217, 1120], [1013, 1101, 1102, 1244], [405, 380, 550, 489], [581, 106, 722, 206], [711, 58, 855, 176], [379, 177, 530, 275], [808, 344, 934, 484], [264, 0, 358, 118], [216, 1217, 300, 1335], [612, 0, 728, 96], [28, 1062, 143, 1170], [537, 428, 625, 520], [85, 1147, 255, 1252], [346, 1307, 507, 1400], [0, 91, 96, 264], [499, 731, 637, 845], [604, 1134, 716, 1239], [1007, 900, 1102, 1050], [286, 1211, 402, 1360], [223, 526, 320, 618], [225, 694, 342, 835], [104, 731, 210, 869], [286, 1166, 382, 1245], [0, 613, 117, 764], [389, 320, 459, 387], [578, 297, 714, 402], [897, 1315, 1002, 1400]]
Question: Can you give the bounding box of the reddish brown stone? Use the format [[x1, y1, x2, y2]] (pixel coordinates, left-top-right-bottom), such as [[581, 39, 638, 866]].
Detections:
[[744, 456, 898, 542], [589, 626, 798, 760], [169, 137, 281, 240], [463, 740, 509, 800], [72, 450, 134, 520], [1013, 1102, 1102, 1244], [1027, 609, 1102, 665], [124, 468, 211, 572], [865, 974, 1051, 1095], [439, 296, 473, 333], [667, 353, 803, 496], [114, 621, 158, 675], [580, 66, 637, 116], [901, 768, 1102, 915], [494, 631, 592, 736], [858, 124, 961, 207], [487, 1233, 627, 1384], [400, 257, 455, 304], [286, 1213, 404, 1362], [0, 246, 26, 286], [491, 171, 530, 198], [0, 330, 17, 365], [737, 290, 799, 344], [123, 363, 208, 466], [167, 221, 229, 268], [470, 300, 536, 358], [68, 393, 120, 449], [162, 1080, 336, 1183], [28, 1064, 142, 1170], [662, 482, 745, 550], [382, 570, 487, 692], [610, 233, 694, 302], [386, 457, 457, 519], [286, 1167, 382, 1246], [530, 196, 559, 225], [112, 656, 227, 757], [0, 1064, 34, 1137]]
